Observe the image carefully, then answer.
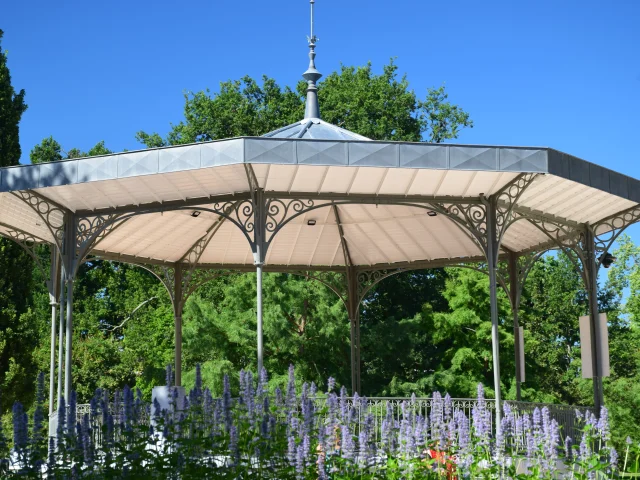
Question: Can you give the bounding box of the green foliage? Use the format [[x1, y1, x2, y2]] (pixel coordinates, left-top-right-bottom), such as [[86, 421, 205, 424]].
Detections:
[[0, 30, 35, 413], [0, 29, 27, 168], [30, 137, 111, 164], [136, 60, 472, 145]]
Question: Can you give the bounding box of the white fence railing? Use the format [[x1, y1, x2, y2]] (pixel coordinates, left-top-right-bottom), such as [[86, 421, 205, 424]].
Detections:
[[53, 397, 590, 445]]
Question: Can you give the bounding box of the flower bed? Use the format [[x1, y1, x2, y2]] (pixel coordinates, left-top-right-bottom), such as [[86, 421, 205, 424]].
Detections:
[[2, 366, 638, 478]]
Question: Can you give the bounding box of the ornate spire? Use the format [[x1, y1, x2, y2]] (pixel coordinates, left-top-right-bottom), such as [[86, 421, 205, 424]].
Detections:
[[303, 0, 322, 119]]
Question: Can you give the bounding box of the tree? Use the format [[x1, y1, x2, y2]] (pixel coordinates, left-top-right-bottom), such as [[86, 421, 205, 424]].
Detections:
[[0, 29, 34, 413], [29, 136, 62, 164], [136, 60, 472, 145], [0, 29, 27, 168]]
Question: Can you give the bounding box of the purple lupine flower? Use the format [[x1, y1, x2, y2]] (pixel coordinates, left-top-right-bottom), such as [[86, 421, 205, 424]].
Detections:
[[68, 391, 77, 435], [327, 377, 335, 393], [341, 425, 355, 460], [106, 413, 115, 447], [456, 409, 471, 452], [275, 387, 284, 407], [533, 407, 542, 450], [101, 389, 109, 426], [381, 419, 392, 453], [610, 447, 619, 472], [287, 435, 296, 466], [359, 428, 369, 465], [56, 396, 66, 443], [339, 386, 348, 423], [296, 444, 305, 477], [317, 451, 327, 480], [565, 436, 572, 460], [310, 382, 317, 397], [597, 406, 610, 440], [90, 389, 100, 420], [113, 389, 122, 425], [286, 365, 297, 409], [82, 414, 93, 467], [229, 424, 239, 466], [239, 370, 247, 405], [245, 370, 255, 420], [195, 363, 202, 392], [256, 367, 268, 400], [47, 437, 55, 470], [134, 388, 143, 424], [261, 414, 270, 438], [203, 388, 213, 417], [75, 420, 84, 459], [302, 434, 311, 462], [123, 385, 133, 427], [542, 417, 560, 474], [523, 414, 535, 458], [166, 364, 173, 387], [444, 393, 452, 423], [579, 433, 590, 461], [515, 415, 524, 442], [223, 374, 232, 432], [12, 402, 27, 452]]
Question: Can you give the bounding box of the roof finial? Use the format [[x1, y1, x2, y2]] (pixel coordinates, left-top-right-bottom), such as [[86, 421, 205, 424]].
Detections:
[[303, 0, 321, 119]]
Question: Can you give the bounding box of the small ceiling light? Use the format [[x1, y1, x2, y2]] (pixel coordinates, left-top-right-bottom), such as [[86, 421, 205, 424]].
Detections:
[[599, 252, 616, 268], [191, 211, 201, 218], [307, 219, 317, 226], [427, 211, 437, 217]]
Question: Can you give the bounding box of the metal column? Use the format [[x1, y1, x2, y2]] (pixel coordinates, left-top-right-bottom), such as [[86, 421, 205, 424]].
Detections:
[[64, 279, 73, 402], [486, 198, 502, 430], [48, 252, 61, 415], [48, 301, 57, 415], [508, 251, 523, 401], [253, 189, 266, 375], [346, 266, 360, 394], [61, 212, 76, 404], [256, 263, 264, 374], [174, 265, 183, 387], [57, 277, 65, 406], [585, 227, 604, 413]]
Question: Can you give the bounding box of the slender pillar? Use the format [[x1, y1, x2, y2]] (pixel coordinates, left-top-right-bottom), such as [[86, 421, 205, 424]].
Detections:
[[174, 266, 183, 387], [486, 198, 502, 430], [253, 188, 266, 375], [57, 279, 65, 406], [508, 252, 523, 401], [48, 300, 57, 415], [64, 279, 73, 402], [257, 263, 264, 374], [585, 227, 604, 413], [49, 251, 62, 415], [346, 266, 360, 394]]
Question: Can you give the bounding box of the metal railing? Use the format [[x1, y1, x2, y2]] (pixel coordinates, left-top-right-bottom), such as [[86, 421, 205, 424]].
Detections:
[[60, 397, 589, 445]]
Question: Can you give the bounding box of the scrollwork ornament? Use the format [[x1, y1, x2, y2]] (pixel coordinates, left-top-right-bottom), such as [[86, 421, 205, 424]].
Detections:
[[432, 202, 488, 253], [591, 205, 640, 269], [265, 198, 315, 235], [76, 214, 124, 252], [356, 268, 408, 301], [4, 228, 49, 278], [11, 191, 66, 248], [212, 199, 255, 241], [495, 173, 537, 232]]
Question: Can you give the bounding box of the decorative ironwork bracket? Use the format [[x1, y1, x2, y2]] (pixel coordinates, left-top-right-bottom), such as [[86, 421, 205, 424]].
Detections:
[[591, 204, 640, 270], [11, 190, 66, 252]]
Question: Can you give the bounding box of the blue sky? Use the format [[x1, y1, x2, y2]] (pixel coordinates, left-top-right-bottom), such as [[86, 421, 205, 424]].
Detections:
[[3, 0, 640, 245]]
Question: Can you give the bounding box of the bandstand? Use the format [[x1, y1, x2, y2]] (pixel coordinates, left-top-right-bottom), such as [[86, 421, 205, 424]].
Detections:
[[0, 0, 639, 435]]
